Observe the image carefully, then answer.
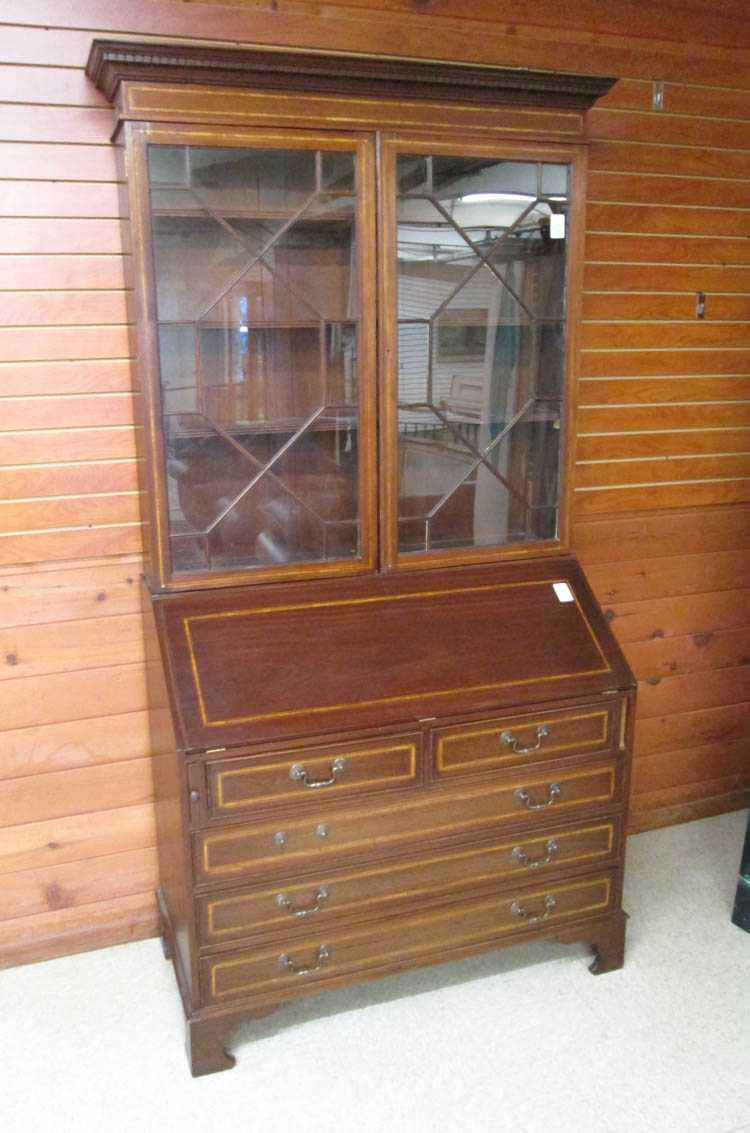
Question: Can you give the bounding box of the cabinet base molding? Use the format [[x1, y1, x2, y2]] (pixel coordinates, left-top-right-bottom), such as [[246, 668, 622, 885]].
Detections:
[[186, 1008, 279, 1079], [177, 906, 626, 1077], [556, 907, 627, 974]]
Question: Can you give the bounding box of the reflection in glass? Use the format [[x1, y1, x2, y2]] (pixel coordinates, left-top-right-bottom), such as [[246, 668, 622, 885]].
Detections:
[[395, 154, 569, 555], [146, 144, 361, 576]]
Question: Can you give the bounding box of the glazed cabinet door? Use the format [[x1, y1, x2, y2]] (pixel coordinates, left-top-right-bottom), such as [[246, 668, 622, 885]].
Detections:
[[379, 137, 584, 571], [127, 124, 377, 589]]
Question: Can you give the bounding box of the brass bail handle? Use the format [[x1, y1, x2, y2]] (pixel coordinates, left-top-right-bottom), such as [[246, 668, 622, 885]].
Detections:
[[290, 757, 346, 788], [276, 887, 330, 918], [501, 724, 549, 755], [279, 944, 331, 976], [511, 894, 556, 925], [514, 783, 561, 810], [511, 839, 559, 868]]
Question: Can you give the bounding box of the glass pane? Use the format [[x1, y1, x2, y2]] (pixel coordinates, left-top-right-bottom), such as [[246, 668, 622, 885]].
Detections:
[[394, 153, 569, 555], [147, 143, 362, 576]]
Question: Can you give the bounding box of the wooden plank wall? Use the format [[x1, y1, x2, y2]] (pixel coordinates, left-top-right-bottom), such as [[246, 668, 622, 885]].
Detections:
[[0, 0, 748, 968]]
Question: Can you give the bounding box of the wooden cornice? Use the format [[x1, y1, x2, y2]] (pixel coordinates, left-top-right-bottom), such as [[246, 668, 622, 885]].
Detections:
[[86, 38, 615, 111]]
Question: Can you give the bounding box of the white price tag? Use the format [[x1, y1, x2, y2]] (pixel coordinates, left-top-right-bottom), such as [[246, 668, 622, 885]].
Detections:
[[550, 213, 566, 239], [553, 581, 574, 603]]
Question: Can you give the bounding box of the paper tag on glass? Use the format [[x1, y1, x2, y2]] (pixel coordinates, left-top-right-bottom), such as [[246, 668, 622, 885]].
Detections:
[[550, 213, 566, 239], [553, 581, 574, 603]]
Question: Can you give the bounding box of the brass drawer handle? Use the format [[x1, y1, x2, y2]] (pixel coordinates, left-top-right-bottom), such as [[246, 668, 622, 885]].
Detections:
[[514, 783, 561, 810], [511, 839, 559, 869], [501, 725, 549, 755], [290, 757, 346, 788], [276, 886, 330, 918], [279, 944, 331, 976], [511, 894, 556, 925]]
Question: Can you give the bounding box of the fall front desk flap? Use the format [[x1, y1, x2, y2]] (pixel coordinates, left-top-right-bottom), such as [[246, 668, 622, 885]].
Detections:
[[153, 557, 634, 752]]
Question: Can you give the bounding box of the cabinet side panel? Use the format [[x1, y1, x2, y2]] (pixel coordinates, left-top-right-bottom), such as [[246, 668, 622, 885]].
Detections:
[[143, 590, 196, 1007]]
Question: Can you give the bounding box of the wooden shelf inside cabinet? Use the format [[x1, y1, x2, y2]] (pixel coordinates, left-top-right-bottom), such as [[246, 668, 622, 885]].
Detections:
[[87, 35, 630, 1078]]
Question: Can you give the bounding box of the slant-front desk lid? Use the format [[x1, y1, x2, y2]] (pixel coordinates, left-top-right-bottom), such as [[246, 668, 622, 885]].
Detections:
[[153, 557, 634, 752]]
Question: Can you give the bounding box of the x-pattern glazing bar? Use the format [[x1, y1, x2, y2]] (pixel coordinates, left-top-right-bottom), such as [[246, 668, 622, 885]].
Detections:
[[188, 184, 326, 322]]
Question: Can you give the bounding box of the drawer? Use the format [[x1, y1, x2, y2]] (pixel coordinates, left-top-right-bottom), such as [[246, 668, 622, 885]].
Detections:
[[194, 759, 621, 885], [197, 818, 621, 946], [433, 699, 626, 779], [200, 733, 421, 821], [201, 871, 616, 1004]]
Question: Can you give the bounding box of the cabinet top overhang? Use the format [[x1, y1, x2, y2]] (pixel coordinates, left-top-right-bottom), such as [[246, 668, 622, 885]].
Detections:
[[86, 38, 616, 111]]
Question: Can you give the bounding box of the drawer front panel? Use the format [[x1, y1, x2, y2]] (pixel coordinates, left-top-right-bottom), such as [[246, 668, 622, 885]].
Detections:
[[202, 872, 616, 1003], [204, 734, 421, 820], [194, 760, 620, 885], [197, 819, 620, 945], [434, 700, 623, 779]]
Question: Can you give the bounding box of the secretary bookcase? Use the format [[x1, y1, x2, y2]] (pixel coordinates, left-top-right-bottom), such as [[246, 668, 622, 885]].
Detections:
[[88, 40, 634, 1076]]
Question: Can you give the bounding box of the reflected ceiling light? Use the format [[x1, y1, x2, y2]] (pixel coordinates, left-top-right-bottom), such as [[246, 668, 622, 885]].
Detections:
[[459, 192, 535, 204]]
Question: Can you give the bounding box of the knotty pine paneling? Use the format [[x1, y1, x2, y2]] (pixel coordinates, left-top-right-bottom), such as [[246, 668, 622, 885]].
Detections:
[[0, 710, 154, 779], [0, 757, 155, 829], [635, 701, 750, 758], [0, 846, 158, 923], [0, 0, 748, 969], [0, 891, 158, 969], [0, 556, 144, 627], [0, 663, 148, 733], [582, 296, 750, 322], [625, 626, 750, 682], [585, 233, 750, 265], [0, 802, 156, 876], [0, 63, 108, 106], [0, 527, 143, 568], [0, 182, 122, 218], [0, 492, 141, 532], [604, 588, 750, 643], [4, 3, 750, 84], [0, 359, 133, 396], [578, 377, 750, 402], [577, 484, 750, 516], [0, 104, 115, 144], [0, 142, 122, 181], [1, 460, 140, 499], [1, 291, 130, 326], [0, 427, 138, 467], [584, 264, 750, 292], [0, 218, 129, 255], [588, 107, 750, 150], [580, 348, 749, 376], [0, 255, 130, 291], [577, 505, 750, 836], [0, 611, 150, 681], [578, 430, 750, 461], [588, 171, 750, 210], [0, 391, 135, 428], [576, 456, 750, 489], [632, 742, 750, 796]]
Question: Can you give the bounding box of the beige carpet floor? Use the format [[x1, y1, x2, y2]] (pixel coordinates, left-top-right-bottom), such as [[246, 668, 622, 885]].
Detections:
[[2, 808, 748, 1133]]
